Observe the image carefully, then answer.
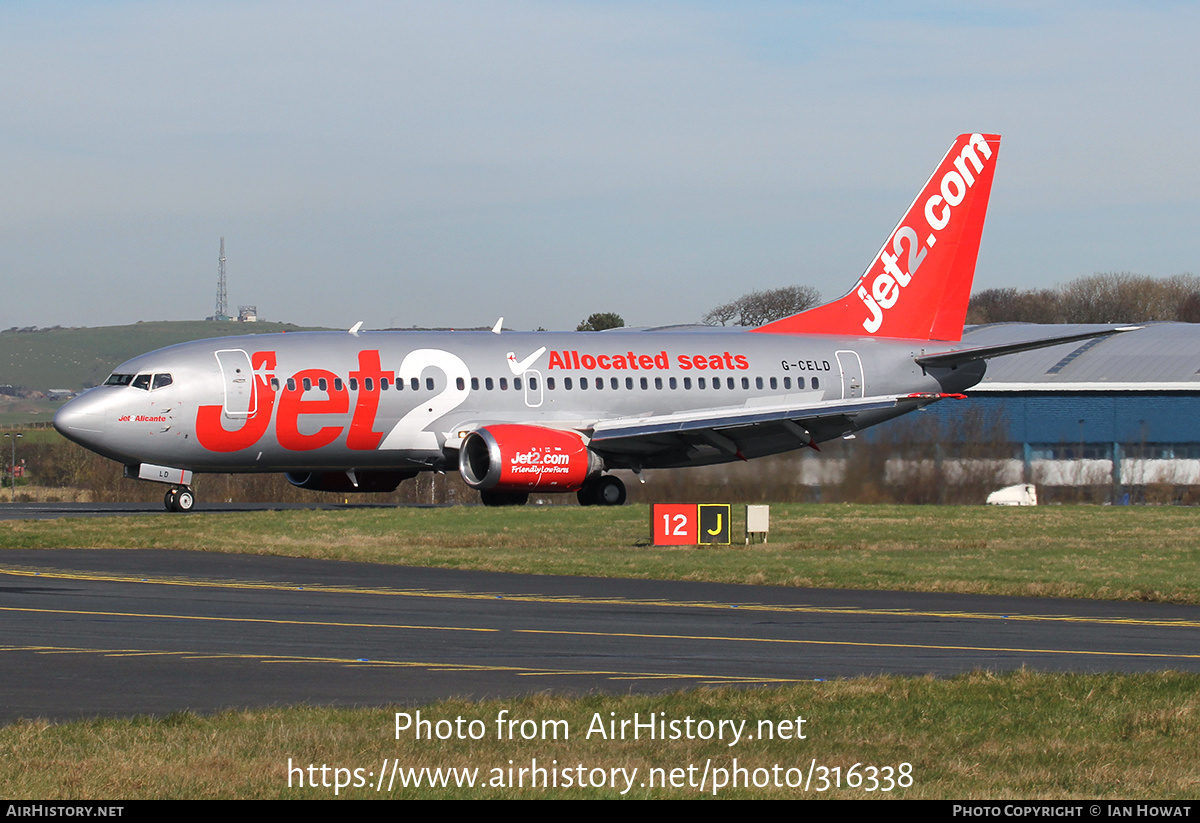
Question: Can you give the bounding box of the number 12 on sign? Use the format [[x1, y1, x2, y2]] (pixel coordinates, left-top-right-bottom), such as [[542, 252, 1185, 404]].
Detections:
[[651, 504, 731, 545]]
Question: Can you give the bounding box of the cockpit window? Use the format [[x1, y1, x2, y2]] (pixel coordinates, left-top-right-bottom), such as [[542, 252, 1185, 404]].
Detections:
[[104, 373, 135, 386], [131, 374, 151, 390], [152, 373, 173, 390]]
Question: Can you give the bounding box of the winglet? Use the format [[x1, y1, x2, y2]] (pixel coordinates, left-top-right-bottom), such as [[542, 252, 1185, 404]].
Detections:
[[492, 317, 504, 334], [349, 321, 364, 336], [753, 133, 1001, 342]]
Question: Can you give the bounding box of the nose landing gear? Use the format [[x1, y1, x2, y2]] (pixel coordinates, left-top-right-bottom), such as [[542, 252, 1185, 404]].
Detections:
[[164, 486, 195, 513]]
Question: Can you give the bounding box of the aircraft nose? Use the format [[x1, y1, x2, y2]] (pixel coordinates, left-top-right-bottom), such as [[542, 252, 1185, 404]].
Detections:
[[53, 391, 109, 448]]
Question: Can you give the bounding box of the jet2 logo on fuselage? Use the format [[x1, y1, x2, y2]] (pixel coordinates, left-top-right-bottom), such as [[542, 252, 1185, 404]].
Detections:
[[196, 349, 470, 454]]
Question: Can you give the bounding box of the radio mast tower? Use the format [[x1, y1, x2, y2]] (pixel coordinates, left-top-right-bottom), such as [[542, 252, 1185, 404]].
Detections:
[[214, 237, 230, 321]]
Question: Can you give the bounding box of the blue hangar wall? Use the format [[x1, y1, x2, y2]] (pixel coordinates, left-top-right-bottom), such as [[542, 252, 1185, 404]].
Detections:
[[870, 323, 1200, 462]]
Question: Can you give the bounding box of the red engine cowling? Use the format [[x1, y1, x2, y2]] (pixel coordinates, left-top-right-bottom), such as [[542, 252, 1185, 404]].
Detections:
[[458, 425, 601, 492]]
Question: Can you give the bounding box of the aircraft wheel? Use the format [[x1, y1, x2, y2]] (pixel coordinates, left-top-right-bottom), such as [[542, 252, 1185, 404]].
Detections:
[[165, 486, 195, 512], [578, 475, 627, 506], [174, 487, 195, 512], [595, 475, 627, 506], [576, 479, 598, 506], [480, 490, 529, 507]]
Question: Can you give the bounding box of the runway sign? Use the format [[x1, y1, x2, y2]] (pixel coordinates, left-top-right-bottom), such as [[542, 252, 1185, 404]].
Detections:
[[651, 504, 731, 546]]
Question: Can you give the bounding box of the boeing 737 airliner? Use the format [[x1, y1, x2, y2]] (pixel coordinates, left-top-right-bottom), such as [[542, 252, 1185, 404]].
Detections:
[[53, 133, 1130, 511]]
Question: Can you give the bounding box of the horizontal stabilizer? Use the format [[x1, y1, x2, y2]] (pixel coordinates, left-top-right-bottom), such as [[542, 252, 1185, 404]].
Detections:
[[915, 326, 1141, 368]]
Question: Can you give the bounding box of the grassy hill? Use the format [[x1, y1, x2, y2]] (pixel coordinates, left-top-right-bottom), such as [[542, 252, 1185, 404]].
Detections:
[[0, 320, 329, 392]]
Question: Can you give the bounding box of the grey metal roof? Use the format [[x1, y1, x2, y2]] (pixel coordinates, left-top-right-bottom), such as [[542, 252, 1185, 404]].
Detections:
[[966, 323, 1200, 390]]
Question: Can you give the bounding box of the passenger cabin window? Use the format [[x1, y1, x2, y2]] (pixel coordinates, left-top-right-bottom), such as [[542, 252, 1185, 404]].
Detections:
[[132, 374, 151, 390]]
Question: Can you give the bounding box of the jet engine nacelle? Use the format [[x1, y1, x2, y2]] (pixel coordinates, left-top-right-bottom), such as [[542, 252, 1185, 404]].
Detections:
[[284, 470, 417, 494], [458, 425, 602, 492]]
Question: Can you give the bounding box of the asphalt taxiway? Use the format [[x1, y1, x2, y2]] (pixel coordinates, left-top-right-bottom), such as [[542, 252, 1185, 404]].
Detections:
[[2, 547, 1199, 722]]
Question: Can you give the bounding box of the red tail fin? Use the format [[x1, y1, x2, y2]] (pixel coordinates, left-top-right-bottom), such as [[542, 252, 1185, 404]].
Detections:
[[753, 133, 1000, 341]]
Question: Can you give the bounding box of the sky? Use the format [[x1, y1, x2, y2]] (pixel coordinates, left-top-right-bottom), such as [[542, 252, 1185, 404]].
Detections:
[[2, 1, 1197, 332]]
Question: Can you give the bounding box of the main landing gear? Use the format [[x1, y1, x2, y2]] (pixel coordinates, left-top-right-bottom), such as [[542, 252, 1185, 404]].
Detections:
[[164, 485, 195, 513], [577, 474, 626, 507], [477, 474, 628, 507]]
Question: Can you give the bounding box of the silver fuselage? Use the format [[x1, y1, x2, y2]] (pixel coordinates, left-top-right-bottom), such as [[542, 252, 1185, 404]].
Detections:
[[54, 327, 981, 475]]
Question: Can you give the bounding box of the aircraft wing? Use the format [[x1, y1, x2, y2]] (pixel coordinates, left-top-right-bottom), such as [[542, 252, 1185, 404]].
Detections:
[[585, 393, 934, 461]]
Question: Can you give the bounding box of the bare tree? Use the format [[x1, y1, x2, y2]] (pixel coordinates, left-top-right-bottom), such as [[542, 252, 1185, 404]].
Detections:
[[702, 285, 821, 326], [1177, 291, 1200, 323], [1058, 272, 1164, 323], [701, 300, 739, 327], [968, 272, 1200, 325], [967, 287, 1062, 325]]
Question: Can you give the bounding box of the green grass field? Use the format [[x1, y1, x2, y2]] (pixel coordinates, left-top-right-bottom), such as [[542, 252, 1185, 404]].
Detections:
[[0, 320, 325, 394], [4, 673, 1199, 799], [2, 503, 1198, 602], [3, 503, 1199, 799]]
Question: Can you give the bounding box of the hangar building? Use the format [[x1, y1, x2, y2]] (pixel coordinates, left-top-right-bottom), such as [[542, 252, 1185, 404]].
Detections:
[[923, 322, 1200, 494]]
